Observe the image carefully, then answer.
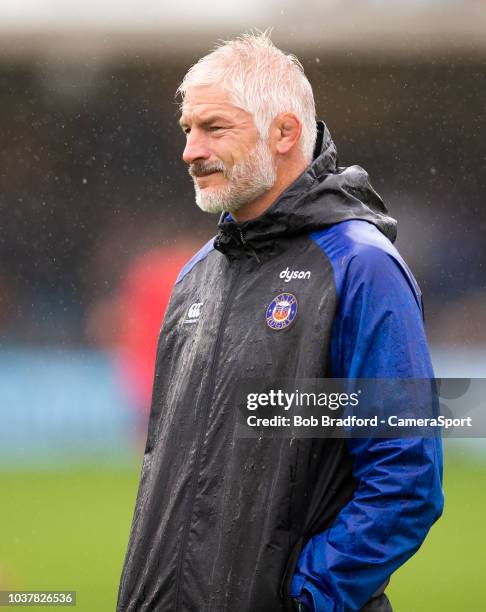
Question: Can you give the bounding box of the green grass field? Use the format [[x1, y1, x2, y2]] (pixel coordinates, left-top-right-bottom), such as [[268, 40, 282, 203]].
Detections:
[[0, 452, 484, 611]]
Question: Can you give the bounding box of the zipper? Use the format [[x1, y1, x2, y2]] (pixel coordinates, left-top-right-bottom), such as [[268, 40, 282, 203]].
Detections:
[[173, 259, 242, 611], [238, 228, 261, 264], [238, 228, 246, 245]]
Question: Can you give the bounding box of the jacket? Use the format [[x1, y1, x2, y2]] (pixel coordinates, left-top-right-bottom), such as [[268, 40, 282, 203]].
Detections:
[[117, 121, 444, 612]]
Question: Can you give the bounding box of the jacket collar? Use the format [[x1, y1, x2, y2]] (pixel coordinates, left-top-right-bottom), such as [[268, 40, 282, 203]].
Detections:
[[214, 120, 395, 261]]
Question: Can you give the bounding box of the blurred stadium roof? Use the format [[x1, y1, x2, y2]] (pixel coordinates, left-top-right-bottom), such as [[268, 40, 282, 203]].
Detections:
[[1, 0, 485, 60]]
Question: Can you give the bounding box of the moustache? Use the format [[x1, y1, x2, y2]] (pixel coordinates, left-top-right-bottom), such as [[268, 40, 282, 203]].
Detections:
[[189, 161, 228, 179]]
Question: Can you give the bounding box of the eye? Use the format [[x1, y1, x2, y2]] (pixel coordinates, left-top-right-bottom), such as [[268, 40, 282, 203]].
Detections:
[[182, 127, 191, 135], [209, 126, 224, 132]]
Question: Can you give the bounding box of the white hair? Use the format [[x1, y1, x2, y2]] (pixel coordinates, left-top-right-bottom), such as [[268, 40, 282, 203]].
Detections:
[[176, 31, 317, 163]]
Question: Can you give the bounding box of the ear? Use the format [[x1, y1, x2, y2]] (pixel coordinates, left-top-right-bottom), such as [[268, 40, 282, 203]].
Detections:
[[272, 113, 302, 155]]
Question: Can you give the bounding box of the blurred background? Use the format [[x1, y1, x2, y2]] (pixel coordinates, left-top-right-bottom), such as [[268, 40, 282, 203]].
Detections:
[[0, 1, 485, 610]]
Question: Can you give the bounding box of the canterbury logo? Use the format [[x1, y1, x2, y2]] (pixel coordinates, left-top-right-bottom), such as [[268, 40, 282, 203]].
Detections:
[[186, 302, 203, 322], [280, 267, 311, 282]]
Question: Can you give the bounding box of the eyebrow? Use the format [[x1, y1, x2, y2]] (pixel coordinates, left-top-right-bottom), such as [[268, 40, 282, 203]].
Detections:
[[178, 114, 231, 128]]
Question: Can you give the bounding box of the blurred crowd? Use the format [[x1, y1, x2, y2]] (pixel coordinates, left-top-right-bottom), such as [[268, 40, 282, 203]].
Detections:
[[1, 54, 485, 361]]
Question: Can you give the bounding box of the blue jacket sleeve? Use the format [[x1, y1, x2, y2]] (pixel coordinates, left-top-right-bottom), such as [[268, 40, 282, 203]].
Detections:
[[290, 223, 444, 611]]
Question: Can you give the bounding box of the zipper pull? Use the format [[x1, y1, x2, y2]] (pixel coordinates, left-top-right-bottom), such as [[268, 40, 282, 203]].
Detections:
[[238, 228, 261, 264], [238, 228, 247, 246]]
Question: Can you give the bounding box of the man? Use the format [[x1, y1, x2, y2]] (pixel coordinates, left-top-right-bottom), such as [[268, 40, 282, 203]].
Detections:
[[117, 33, 443, 612]]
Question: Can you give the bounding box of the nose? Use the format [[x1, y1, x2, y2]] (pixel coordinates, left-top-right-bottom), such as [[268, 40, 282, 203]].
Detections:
[[182, 130, 211, 165]]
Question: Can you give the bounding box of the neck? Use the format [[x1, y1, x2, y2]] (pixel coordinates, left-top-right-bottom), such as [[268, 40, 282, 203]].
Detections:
[[231, 160, 308, 223]]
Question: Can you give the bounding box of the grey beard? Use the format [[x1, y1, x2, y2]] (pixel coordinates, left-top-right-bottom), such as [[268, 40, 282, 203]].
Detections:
[[192, 140, 277, 214]]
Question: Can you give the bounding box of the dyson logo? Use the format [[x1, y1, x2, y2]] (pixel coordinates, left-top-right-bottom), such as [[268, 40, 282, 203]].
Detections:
[[279, 267, 311, 283]]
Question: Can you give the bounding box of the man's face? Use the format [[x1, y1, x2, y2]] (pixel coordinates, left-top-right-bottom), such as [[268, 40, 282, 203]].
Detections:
[[179, 85, 277, 214]]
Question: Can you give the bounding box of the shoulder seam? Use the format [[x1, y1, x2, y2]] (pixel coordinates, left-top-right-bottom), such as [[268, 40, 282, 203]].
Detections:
[[175, 238, 215, 284]]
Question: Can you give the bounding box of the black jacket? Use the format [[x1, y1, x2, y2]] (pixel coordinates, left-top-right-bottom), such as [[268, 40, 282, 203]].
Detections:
[[117, 122, 443, 612]]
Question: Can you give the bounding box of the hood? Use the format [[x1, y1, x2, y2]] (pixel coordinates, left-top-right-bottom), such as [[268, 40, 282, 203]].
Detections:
[[214, 121, 397, 259]]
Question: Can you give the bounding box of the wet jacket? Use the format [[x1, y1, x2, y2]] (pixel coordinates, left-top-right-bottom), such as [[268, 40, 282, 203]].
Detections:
[[117, 121, 444, 612]]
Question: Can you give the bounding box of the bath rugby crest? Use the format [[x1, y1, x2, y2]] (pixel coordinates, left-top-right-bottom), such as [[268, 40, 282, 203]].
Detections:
[[266, 293, 298, 330]]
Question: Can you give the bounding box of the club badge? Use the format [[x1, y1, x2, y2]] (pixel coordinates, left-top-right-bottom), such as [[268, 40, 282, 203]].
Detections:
[[266, 293, 298, 330]]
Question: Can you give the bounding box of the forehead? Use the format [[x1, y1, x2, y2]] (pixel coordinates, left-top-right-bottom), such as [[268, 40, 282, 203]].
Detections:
[[180, 85, 252, 124]]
